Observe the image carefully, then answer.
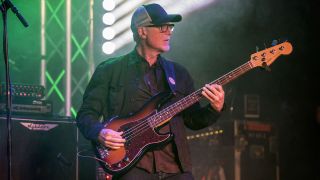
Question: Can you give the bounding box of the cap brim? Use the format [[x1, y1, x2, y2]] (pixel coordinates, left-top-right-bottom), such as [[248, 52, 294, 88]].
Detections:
[[152, 14, 182, 25], [167, 14, 182, 22]]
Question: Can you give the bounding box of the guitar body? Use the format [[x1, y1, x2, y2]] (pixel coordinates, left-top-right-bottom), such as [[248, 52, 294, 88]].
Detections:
[[93, 92, 173, 175]]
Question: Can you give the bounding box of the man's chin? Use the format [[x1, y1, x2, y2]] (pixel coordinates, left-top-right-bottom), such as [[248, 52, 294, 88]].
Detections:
[[162, 46, 170, 52]]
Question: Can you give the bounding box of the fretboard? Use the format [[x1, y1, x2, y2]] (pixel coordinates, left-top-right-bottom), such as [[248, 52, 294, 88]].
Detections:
[[148, 61, 254, 128]]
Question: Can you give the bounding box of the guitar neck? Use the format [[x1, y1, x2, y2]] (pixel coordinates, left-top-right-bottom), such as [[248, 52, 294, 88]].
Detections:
[[149, 61, 254, 128]]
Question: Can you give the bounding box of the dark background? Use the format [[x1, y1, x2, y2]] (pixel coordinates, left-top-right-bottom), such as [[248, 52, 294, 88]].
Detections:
[[164, 0, 319, 179]]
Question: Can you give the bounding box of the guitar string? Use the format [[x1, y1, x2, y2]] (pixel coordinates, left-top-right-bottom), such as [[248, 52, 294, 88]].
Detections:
[[122, 81, 210, 141], [122, 62, 253, 141], [121, 78, 217, 140], [122, 96, 191, 139], [121, 62, 253, 142], [120, 84, 204, 139], [121, 61, 252, 138], [109, 44, 281, 140], [98, 47, 286, 166], [123, 92, 201, 142], [121, 62, 253, 141]]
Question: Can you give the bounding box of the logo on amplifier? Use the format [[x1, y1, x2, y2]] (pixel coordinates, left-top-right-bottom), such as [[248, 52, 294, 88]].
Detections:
[[20, 122, 58, 131]]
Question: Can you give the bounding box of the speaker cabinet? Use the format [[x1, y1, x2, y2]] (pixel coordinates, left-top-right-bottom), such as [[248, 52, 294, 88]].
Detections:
[[188, 120, 278, 180], [0, 115, 77, 180]]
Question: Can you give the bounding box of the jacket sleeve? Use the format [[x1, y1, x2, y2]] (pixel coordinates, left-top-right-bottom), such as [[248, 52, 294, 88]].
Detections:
[[76, 62, 111, 141]]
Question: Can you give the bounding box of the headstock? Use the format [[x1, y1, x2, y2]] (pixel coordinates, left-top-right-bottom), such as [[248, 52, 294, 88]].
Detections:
[[250, 42, 293, 68]]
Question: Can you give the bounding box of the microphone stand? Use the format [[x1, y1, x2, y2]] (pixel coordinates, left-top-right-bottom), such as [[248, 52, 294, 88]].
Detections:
[[0, 1, 28, 179]]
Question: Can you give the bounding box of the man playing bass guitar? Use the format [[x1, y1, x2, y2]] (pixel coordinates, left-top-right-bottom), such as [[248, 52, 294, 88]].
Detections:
[[76, 3, 225, 180]]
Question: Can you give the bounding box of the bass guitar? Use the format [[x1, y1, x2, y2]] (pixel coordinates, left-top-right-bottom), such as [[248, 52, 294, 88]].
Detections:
[[93, 41, 293, 175]]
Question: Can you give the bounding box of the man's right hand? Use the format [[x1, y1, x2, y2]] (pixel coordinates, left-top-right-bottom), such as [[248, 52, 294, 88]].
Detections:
[[98, 129, 126, 149]]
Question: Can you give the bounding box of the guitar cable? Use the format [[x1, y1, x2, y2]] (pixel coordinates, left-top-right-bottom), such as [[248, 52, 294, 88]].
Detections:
[[77, 149, 106, 164]]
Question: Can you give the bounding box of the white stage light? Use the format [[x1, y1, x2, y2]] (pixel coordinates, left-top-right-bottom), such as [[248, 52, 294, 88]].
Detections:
[[103, 0, 116, 11], [102, 13, 116, 25], [102, 42, 116, 54], [102, 27, 116, 40]]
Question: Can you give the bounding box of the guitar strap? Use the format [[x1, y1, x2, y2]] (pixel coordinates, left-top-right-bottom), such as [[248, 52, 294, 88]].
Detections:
[[159, 57, 176, 95]]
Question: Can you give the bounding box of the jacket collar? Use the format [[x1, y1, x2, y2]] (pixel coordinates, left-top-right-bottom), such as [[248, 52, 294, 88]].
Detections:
[[128, 48, 177, 94]]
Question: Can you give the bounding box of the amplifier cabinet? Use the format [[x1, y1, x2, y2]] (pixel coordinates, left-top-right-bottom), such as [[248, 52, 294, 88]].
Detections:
[[0, 115, 77, 180], [187, 120, 278, 180]]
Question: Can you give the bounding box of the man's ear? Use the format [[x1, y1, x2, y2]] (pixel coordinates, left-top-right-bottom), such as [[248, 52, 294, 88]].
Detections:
[[138, 27, 147, 39]]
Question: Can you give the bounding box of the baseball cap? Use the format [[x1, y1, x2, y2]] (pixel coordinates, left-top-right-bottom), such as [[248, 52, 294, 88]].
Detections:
[[131, 3, 182, 31]]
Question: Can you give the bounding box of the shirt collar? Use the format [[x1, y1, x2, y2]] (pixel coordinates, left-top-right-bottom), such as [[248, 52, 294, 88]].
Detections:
[[130, 48, 163, 69]]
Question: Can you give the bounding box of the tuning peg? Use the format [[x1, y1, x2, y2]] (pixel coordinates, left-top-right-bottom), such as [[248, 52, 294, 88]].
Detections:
[[279, 37, 288, 43], [271, 40, 278, 46], [262, 62, 271, 72]]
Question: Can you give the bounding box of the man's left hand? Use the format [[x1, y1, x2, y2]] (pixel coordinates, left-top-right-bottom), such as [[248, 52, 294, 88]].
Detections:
[[202, 84, 225, 112]]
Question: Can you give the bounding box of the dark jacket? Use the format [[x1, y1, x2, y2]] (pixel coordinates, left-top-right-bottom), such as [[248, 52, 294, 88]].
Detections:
[[76, 50, 221, 172]]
